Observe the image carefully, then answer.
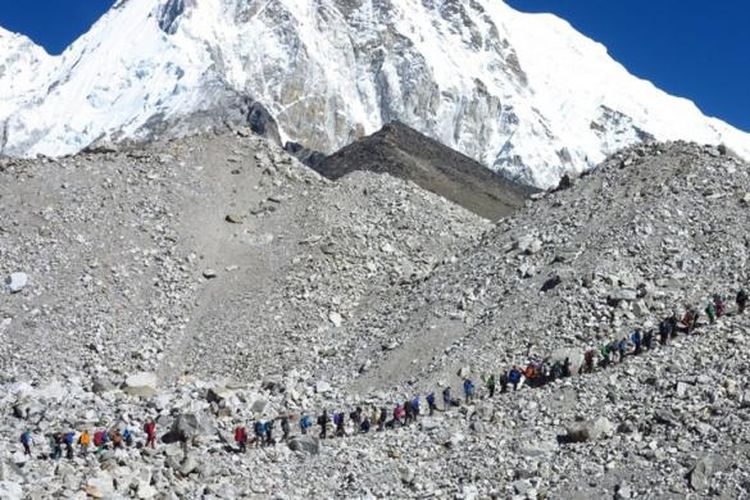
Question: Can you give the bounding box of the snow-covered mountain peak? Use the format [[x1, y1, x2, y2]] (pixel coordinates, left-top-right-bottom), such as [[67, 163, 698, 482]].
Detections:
[[1, 0, 748, 187]]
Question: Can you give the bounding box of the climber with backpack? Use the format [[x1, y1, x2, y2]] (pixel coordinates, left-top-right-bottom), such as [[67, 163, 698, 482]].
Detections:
[[93, 430, 108, 452], [426, 392, 437, 415], [705, 301, 716, 324], [714, 294, 726, 318], [643, 329, 654, 350], [463, 378, 476, 403], [360, 416, 371, 433], [318, 410, 329, 439], [658, 317, 671, 345], [378, 407, 388, 431], [64, 431, 75, 459], [631, 329, 643, 355], [483, 373, 497, 398], [253, 420, 265, 447], [738, 289, 748, 314], [20, 430, 32, 456], [584, 349, 595, 373], [78, 430, 90, 456], [144, 419, 157, 449], [52, 432, 64, 460], [411, 396, 421, 420], [122, 428, 133, 447], [265, 419, 275, 446], [234, 425, 248, 452], [442, 386, 452, 410], [300, 414, 312, 435], [280, 415, 291, 441], [508, 366, 523, 391], [333, 412, 346, 437]]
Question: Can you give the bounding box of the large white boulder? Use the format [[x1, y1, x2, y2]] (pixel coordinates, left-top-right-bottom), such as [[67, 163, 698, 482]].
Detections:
[[123, 372, 158, 398]]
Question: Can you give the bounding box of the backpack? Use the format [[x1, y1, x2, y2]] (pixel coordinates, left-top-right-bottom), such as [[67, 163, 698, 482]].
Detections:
[[64, 433, 75, 445], [301, 416, 311, 428], [20, 432, 31, 445]]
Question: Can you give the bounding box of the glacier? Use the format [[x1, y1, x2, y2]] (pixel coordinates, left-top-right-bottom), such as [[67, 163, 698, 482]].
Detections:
[[1, 0, 748, 187]]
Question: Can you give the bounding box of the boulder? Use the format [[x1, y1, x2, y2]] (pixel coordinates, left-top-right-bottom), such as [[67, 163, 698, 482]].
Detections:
[[123, 372, 158, 398], [689, 456, 713, 491], [516, 235, 543, 255], [6, 273, 28, 294], [564, 416, 614, 442], [315, 381, 331, 394], [288, 435, 320, 455], [328, 311, 343, 328], [607, 288, 638, 306], [0, 482, 23, 500], [168, 412, 214, 442]]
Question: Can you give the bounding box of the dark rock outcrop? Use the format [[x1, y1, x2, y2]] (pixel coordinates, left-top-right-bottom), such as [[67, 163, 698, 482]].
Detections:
[[313, 122, 536, 219]]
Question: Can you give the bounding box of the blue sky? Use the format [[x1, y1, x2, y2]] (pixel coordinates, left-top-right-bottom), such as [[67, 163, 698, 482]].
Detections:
[[1, 0, 748, 131]]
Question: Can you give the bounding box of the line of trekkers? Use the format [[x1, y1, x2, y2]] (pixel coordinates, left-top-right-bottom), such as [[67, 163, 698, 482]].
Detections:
[[18, 289, 749, 458]]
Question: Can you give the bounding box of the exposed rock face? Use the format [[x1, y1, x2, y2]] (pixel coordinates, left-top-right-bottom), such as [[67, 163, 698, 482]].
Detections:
[[2, 1, 749, 187], [314, 121, 535, 219]]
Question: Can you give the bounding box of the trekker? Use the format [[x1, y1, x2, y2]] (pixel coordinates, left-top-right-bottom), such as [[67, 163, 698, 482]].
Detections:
[[20, 431, 32, 456], [349, 407, 363, 428], [253, 421, 265, 447], [584, 349, 595, 373], [111, 430, 123, 450], [508, 366, 522, 391], [300, 414, 312, 435], [122, 428, 133, 447], [499, 371, 509, 393], [550, 361, 563, 381], [483, 373, 497, 398], [393, 404, 406, 427], [378, 407, 388, 431], [280, 416, 290, 441], [442, 387, 452, 410], [617, 337, 628, 362], [318, 411, 329, 439], [78, 430, 90, 456], [666, 312, 678, 339], [562, 358, 572, 378], [411, 396, 421, 420], [658, 318, 671, 345], [643, 329, 654, 350], [64, 432, 75, 459], [360, 416, 371, 434], [714, 294, 726, 317], [265, 419, 275, 446], [523, 364, 537, 387], [631, 329, 643, 355], [93, 430, 105, 451], [705, 301, 716, 324], [426, 392, 437, 416], [738, 289, 748, 314], [599, 344, 612, 368], [144, 419, 157, 449], [463, 379, 475, 403], [234, 426, 247, 452], [333, 412, 345, 437], [52, 432, 63, 460]]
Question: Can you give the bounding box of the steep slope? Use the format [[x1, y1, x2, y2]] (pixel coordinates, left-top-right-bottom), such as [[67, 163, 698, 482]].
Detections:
[[314, 121, 535, 219], [341, 142, 750, 394], [0, 130, 487, 385], [1, 0, 749, 186]]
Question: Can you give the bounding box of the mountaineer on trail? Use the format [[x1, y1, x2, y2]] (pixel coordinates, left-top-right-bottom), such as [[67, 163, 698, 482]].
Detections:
[[738, 289, 748, 314], [483, 373, 497, 398], [20, 430, 32, 456]]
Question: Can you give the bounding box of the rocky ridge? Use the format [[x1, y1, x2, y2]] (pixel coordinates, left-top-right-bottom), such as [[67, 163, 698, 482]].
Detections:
[[2, 133, 750, 498]]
